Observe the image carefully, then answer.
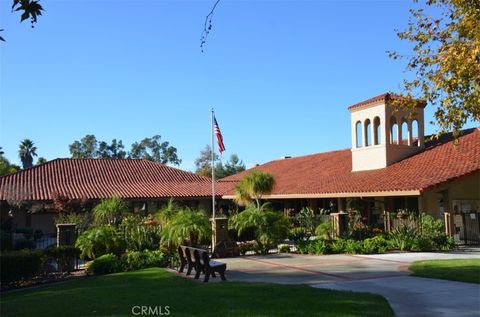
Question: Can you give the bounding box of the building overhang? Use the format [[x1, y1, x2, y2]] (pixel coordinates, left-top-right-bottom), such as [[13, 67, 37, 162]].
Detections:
[[222, 190, 421, 200]]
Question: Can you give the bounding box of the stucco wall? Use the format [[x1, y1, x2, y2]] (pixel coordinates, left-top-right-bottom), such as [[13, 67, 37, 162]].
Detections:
[[419, 171, 480, 218], [31, 213, 56, 234]]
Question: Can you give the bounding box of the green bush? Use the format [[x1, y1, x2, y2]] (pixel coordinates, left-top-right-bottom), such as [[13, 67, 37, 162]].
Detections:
[[0, 249, 44, 284], [14, 238, 36, 250], [75, 226, 125, 259], [362, 236, 389, 254], [278, 244, 291, 253], [45, 246, 81, 272], [85, 254, 122, 275], [330, 239, 347, 254], [121, 250, 169, 271], [389, 226, 417, 251], [121, 216, 162, 251], [315, 221, 333, 240], [311, 239, 331, 255], [344, 239, 363, 254], [238, 241, 257, 255], [288, 227, 307, 243]]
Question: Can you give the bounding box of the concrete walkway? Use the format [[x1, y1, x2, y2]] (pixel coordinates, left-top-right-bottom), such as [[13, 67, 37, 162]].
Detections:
[[218, 251, 480, 317]]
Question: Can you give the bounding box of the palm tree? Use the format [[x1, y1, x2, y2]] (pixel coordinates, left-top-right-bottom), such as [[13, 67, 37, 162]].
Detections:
[[155, 198, 179, 227], [234, 170, 275, 208], [93, 196, 128, 226], [18, 139, 37, 169], [231, 203, 289, 254], [161, 208, 211, 247]]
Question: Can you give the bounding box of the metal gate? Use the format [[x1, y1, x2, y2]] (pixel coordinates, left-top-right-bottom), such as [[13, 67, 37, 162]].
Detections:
[[452, 212, 480, 245]]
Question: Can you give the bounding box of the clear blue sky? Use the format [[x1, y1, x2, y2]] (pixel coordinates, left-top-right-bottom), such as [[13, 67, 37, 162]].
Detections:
[[0, 0, 476, 171]]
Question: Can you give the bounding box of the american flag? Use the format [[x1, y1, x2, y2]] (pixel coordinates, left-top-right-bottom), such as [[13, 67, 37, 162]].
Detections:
[[214, 116, 226, 154]]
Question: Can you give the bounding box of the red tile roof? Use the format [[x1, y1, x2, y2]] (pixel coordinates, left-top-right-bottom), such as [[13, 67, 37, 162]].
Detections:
[[0, 159, 214, 201], [218, 128, 480, 197], [348, 92, 427, 111]]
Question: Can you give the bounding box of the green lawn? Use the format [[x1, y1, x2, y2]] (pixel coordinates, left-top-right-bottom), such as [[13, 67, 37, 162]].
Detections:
[[1, 268, 394, 317], [410, 258, 480, 284]]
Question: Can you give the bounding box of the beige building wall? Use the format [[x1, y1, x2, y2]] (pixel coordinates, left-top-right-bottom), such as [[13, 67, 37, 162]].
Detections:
[[419, 171, 480, 218]]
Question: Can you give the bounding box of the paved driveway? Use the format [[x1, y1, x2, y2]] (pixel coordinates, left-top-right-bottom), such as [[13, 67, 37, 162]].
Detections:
[[218, 251, 480, 317]]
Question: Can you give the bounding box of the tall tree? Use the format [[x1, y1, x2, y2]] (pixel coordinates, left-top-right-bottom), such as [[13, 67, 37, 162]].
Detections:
[[36, 157, 47, 165], [194, 145, 219, 178], [194, 145, 245, 178], [0, 151, 20, 176], [129, 135, 181, 165], [18, 139, 37, 169], [97, 139, 127, 159], [390, 0, 480, 137], [69, 134, 98, 158], [223, 154, 246, 177]]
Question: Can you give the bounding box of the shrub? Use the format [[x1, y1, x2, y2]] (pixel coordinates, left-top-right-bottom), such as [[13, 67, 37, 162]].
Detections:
[[85, 254, 122, 275], [75, 226, 125, 259], [389, 226, 417, 251], [315, 221, 333, 240], [121, 216, 162, 251], [0, 249, 44, 284], [344, 239, 363, 254], [14, 238, 36, 250], [45, 246, 81, 272], [231, 205, 289, 254], [362, 236, 389, 254], [121, 250, 169, 271], [330, 239, 347, 254], [311, 239, 331, 255], [288, 227, 307, 243], [238, 241, 257, 255], [295, 240, 312, 254], [278, 244, 291, 253]]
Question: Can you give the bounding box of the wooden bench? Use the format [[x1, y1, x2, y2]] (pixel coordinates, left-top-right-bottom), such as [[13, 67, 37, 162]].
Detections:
[[178, 245, 227, 283]]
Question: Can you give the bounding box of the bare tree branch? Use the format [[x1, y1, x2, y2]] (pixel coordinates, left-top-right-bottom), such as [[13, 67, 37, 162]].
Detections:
[[200, 0, 221, 53]]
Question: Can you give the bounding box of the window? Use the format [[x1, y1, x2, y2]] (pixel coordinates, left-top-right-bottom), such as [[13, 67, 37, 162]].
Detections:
[[401, 120, 409, 145], [412, 120, 419, 146], [356, 121, 363, 148], [390, 117, 398, 144], [373, 117, 381, 145], [365, 119, 372, 146]]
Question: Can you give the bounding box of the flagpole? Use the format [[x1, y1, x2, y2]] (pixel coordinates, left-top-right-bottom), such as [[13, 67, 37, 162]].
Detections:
[[211, 108, 216, 220]]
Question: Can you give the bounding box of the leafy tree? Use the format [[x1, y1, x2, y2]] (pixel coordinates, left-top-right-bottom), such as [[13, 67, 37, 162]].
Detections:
[[194, 145, 219, 178], [234, 170, 275, 208], [36, 157, 47, 165], [93, 196, 129, 226], [231, 203, 289, 254], [75, 225, 125, 259], [18, 139, 37, 169], [390, 0, 480, 137], [161, 208, 211, 247], [0, 147, 20, 176], [220, 154, 246, 178], [98, 139, 127, 159], [195, 145, 245, 178], [1, 0, 44, 42], [69, 134, 98, 159], [129, 135, 181, 165], [155, 198, 179, 227], [0, 155, 20, 176]]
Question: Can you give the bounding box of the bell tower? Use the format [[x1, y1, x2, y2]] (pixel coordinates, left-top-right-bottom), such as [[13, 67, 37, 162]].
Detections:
[[349, 93, 426, 172]]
